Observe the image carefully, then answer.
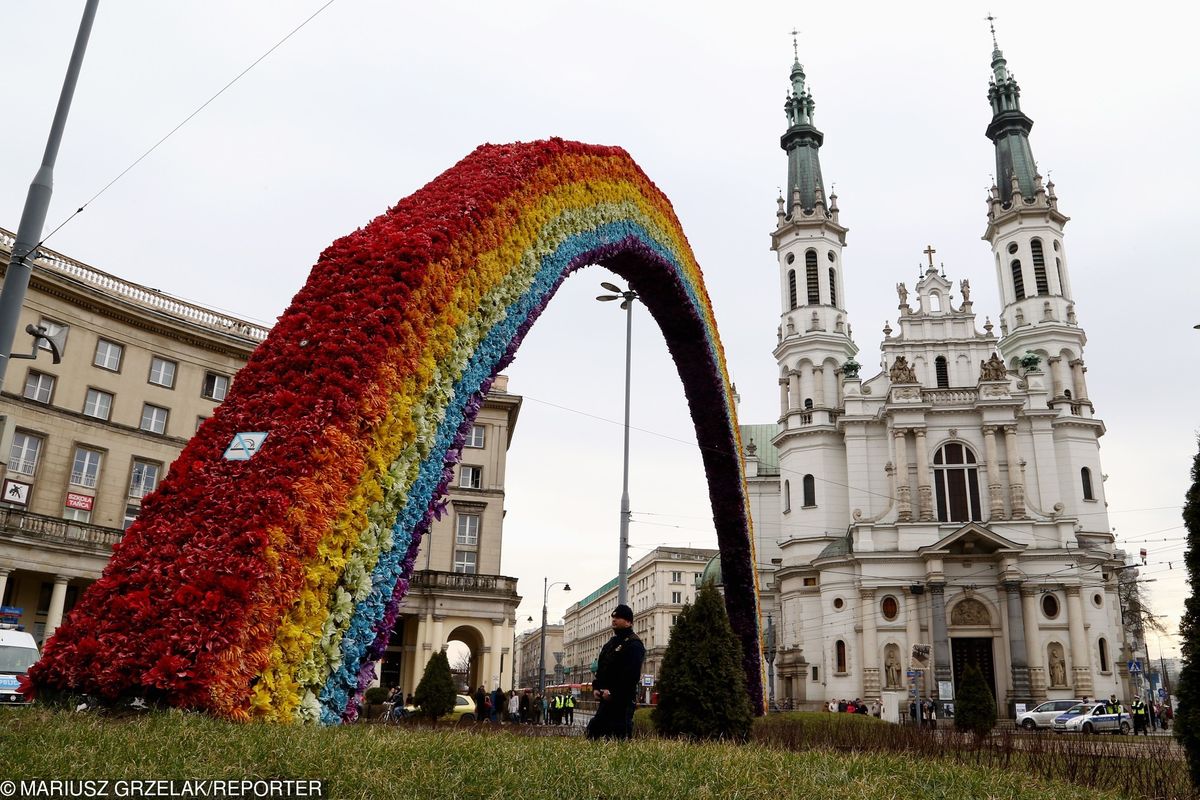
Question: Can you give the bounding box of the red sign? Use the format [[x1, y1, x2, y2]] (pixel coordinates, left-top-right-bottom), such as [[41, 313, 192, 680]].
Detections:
[[65, 492, 94, 511]]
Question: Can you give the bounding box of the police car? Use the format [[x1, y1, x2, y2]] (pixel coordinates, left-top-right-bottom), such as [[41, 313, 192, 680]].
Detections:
[[1052, 702, 1130, 735], [0, 615, 40, 705]]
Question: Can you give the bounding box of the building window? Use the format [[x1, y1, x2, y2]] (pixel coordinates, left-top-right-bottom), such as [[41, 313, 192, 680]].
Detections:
[[811, 666, 819, 681], [802, 474, 816, 507], [122, 505, 139, 530], [455, 513, 480, 545], [835, 640, 847, 673], [933, 442, 982, 522], [23, 371, 55, 403], [202, 372, 229, 402], [880, 595, 899, 621], [1031, 239, 1050, 295], [196, 416, 207, 432], [805, 251, 820, 304], [833, 597, 844, 610], [63, 507, 91, 523], [1011, 260, 1025, 300], [671, 614, 678, 627], [129, 459, 161, 499], [149, 357, 177, 388], [83, 389, 113, 420], [1042, 593, 1060, 619], [671, 571, 682, 583], [140, 404, 169, 434], [1056, 258, 1066, 299], [929, 292, 942, 312], [9, 432, 43, 475], [70, 447, 103, 488], [36, 319, 68, 355], [828, 267, 837, 307], [1098, 637, 1110, 672], [802, 576, 817, 587], [93, 339, 123, 372], [935, 356, 949, 388], [453, 550, 477, 574], [1081, 467, 1094, 500], [459, 465, 482, 489], [787, 269, 798, 310], [466, 425, 485, 448], [671, 591, 682, 604], [782, 480, 791, 513]]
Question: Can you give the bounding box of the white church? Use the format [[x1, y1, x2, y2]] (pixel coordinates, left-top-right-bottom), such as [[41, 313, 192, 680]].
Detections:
[[744, 33, 1127, 718]]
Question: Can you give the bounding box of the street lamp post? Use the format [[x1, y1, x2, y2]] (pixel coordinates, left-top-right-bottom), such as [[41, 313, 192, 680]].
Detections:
[[765, 614, 778, 712], [538, 578, 571, 695], [596, 281, 638, 605]]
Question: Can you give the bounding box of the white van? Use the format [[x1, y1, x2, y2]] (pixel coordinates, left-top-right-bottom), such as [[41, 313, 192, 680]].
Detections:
[[0, 624, 41, 704]]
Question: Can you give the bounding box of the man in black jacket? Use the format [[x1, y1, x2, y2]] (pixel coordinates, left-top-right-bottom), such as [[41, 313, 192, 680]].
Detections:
[[586, 603, 645, 740]]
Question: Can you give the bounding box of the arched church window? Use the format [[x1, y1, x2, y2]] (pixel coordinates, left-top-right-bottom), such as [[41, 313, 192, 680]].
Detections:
[[802, 474, 816, 507], [1031, 239, 1050, 295], [929, 292, 942, 312], [828, 267, 837, 307], [935, 356, 950, 388], [788, 270, 798, 310], [1098, 637, 1110, 672], [1056, 258, 1066, 299], [1011, 260, 1026, 300], [803, 398, 813, 410], [805, 250, 820, 304], [1041, 593, 1060, 619], [880, 595, 899, 621], [1081, 467, 1094, 501], [835, 639, 847, 673], [783, 480, 791, 513], [933, 442, 982, 523]]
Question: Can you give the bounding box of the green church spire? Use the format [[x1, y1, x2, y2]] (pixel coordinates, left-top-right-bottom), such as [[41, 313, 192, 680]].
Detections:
[[781, 30, 826, 216], [984, 16, 1038, 204]]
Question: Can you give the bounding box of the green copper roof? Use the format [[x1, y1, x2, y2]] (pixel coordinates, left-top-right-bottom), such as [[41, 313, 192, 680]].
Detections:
[[985, 33, 1037, 203], [575, 576, 619, 610], [741, 423, 780, 476]]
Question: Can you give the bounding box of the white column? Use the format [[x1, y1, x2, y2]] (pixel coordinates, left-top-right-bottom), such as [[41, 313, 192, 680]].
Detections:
[[813, 366, 825, 407], [800, 364, 816, 407], [490, 618, 504, 689], [1003, 426, 1026, 519], [1047, 357, 1064, 397], [913, 430, 933, 521], [894, 429, 911, 521], [1022, 587, 1046, 699], [788, 372, 801, 411], [1065, 587, 1093, 697], [1069, 359, 1089, 401], [860, 589, 880, 699], [779, 378, 789, 416], [44, 575, 70, 643], [983, 426, 1005, 519], [0, 567, 11, 606]]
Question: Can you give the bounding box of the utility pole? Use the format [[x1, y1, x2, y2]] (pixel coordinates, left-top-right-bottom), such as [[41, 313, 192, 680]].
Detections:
[[0, 0, 100, 393]]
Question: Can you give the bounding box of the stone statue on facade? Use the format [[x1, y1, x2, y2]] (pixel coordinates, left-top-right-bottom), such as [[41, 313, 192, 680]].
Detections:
[[885, 647, 902, 688], [889, 355, 917, 384], [1049, 647, 1067, 686], [980, 352, 1007, 382], [960, 279, 971, 303], [896, 282, 908, 305]]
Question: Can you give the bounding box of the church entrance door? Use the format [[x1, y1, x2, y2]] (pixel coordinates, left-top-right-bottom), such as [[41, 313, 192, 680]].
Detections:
[[951, 637, 996, 703]]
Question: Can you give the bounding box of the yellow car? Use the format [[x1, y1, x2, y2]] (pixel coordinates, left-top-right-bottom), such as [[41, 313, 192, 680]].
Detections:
[[393, 693, 476, 723]]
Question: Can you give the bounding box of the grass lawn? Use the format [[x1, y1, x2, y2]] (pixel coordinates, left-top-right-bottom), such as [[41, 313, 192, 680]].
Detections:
[[0, 708, 1130, 800]]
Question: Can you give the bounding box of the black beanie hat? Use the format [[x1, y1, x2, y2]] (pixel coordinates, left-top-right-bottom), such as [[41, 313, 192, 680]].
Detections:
[[612, 604, 634, 622]]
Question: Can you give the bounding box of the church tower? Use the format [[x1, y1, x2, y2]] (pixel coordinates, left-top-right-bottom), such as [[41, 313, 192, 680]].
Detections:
[[981, 25, 1089, 414], [770, 38, 856, 544]]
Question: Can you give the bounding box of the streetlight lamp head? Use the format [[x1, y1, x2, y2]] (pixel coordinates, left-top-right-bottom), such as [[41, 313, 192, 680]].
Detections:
[[596, 294, 619, 302], [563, 583, 571, 592], [600, 281, 622, 293]]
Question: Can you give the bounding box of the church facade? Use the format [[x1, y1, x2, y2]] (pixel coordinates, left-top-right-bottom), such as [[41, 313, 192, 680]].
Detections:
[[755, 36, 1126, 717]]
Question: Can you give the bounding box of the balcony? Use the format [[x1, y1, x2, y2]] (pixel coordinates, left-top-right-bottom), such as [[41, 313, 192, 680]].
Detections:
[[409, 569, 519, 597], [0, 506, 124, 551]]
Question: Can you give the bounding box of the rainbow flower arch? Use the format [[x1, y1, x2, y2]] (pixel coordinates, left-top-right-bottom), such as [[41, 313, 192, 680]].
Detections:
[[27, 139, 764, 722]]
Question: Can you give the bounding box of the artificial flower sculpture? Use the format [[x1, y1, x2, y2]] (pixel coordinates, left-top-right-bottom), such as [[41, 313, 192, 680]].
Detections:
[[25, 140, 763, 721]]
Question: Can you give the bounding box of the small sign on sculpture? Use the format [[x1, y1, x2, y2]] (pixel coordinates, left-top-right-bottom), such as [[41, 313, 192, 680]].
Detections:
[[224, 432, 269, 461]]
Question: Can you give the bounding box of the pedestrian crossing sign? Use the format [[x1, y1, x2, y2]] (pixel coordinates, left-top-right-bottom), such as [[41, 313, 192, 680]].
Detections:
[[1128, 659, 1143, 674], [223, 432, 268, 461]]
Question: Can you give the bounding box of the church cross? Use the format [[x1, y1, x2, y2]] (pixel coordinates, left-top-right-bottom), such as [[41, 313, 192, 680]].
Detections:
[[986, 13, 998, 48], [790, 28, 800, 61], [924, 245, 936, 268]]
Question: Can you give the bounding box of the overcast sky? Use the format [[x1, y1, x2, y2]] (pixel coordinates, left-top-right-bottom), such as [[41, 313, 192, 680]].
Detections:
[[4, 2, 1197, 663]]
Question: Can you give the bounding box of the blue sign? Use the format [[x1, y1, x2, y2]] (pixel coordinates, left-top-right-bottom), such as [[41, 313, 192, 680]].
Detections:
[[1128, 660, 1143, 675], [1159, 688, 1168, 699], [906, 670, 917, 678], [224, 432, 269, 461]]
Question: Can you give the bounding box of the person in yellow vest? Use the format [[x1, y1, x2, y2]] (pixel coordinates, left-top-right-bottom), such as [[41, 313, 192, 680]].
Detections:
[[1130, 697, 1149, 736], [564, 691, 575, 725]]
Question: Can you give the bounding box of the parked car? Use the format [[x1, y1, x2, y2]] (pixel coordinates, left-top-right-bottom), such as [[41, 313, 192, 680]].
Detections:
[[1017, 699, 1084, 730], [0, 624, 40, 705], [394, 693, 476, 723], [1052, 703, 1130, 735]]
